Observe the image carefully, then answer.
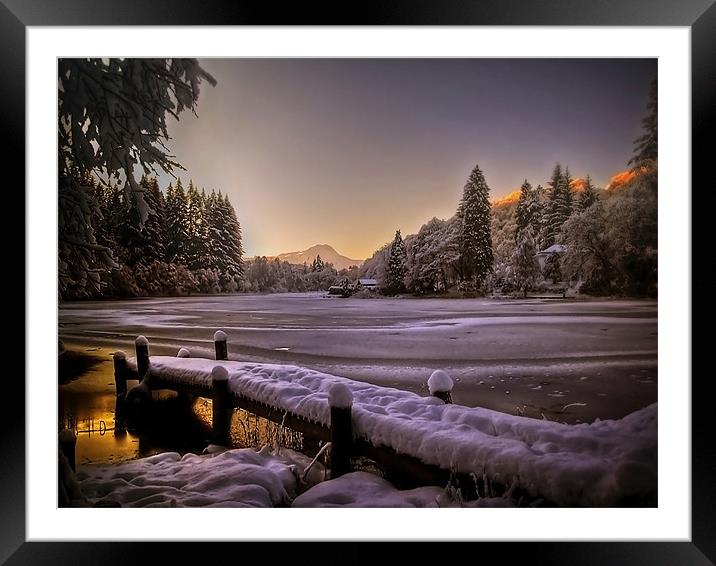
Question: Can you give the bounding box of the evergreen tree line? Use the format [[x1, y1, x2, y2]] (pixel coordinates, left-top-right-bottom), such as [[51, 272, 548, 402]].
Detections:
[[361, 77, 657, 298], [242, 254, 360, 293], [60, 175, 245, 299]]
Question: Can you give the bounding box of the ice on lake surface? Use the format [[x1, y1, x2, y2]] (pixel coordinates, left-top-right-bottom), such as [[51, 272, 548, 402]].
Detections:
[[59, 292, 657, 423]]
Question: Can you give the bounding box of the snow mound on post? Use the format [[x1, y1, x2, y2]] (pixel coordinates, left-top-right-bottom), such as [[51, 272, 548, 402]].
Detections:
[[135, 335, 149, 346], [214, 330, 227, 342], [113, 350, 126, 360], [126, 356, 657, 506], [329, 383, 353, 408], [427, 370, 454, 394], [177, 348, 191, 358], [211, 366, 229, 381]]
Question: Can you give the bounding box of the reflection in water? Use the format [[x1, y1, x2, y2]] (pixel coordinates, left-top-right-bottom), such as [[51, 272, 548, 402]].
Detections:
[[59, 347, 309, 466]]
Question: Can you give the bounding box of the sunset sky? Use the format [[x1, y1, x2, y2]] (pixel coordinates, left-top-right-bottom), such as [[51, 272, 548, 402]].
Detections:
[[159, 58, 656, 259]]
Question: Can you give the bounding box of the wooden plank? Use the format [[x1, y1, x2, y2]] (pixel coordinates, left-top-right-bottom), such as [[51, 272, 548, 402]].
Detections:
[[354, 439, 451, 489]]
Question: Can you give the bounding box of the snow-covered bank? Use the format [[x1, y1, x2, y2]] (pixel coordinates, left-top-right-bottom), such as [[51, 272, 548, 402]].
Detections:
[[75, 447, 512, 508], [128, 356, 657, 506], [292, 471, 515, 508], [77, 447, 300, 507]]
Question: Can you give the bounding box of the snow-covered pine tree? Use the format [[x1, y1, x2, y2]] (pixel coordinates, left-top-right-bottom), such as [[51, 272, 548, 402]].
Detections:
[[563, 166, 574, 216], [510, 225, 540, 297], [542, 163, 572, 247], [457, 164, 494, 289], [58, 171, 117, 299], [57, 59, 215, 300], [515, 179, 543, 240], [578, 175, 599, 211], [185, 181, 208, 270], [219, 192, 245, 290], [627, 76, 658, 194], [91, 181, 121, 258], [165, 179, 191, 265], [543, 251, 562, 284], [118, 175, 168, 267], [629, 76, 657, 173], [198, 188, 213, 269], [204, 191, 225, 273], [385, 229, 408, 294], [312, 255, 325, 272]]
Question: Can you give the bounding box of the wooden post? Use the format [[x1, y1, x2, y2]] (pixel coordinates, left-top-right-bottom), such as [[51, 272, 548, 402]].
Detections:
[[113, 351, 128, 398], [135, 336, 150, 382], [211, 366, 232, 445], [214, 330, 228, 361], [428, 370, 454, 404], [125, 381, 152, 419], [113, 351, 128, 424], [329, 383, 353, 479], [59, 428, 77, 472]]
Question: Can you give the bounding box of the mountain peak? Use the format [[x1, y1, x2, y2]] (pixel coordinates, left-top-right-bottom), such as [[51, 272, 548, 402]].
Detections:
[[491, 189, 521, 208], [275, 244, 364, 270]]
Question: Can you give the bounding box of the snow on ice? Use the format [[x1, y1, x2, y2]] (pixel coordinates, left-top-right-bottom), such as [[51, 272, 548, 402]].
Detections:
[[126, 356, 657, 506]]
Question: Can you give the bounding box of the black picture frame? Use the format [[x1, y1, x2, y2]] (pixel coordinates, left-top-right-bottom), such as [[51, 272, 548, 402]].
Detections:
[[7, 1, 710, 563]]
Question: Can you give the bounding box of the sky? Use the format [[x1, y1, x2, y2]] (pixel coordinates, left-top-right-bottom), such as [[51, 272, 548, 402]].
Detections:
[[158, 58, 656, 260]]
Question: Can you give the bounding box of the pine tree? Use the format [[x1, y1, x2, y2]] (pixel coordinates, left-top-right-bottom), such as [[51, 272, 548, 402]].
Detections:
[[91, 181, 121, 256], [515, 179, 542, 239], [219, 192, 245, 289], [457, 164, 494, 288], [543, 252, 562, 284], [186, 180, 208, 270], [543, 163, 572, 247], [578, 175, 599, 211], [58, 170, 116, 298], [57, 59, 215, 300], [510, 225, 540, 297], [204, 191, 221, 272], [165, 178, 191, 265], [312, 255, 325, 272], [385, 229, 408, 294], [629, 76, 657, 172], [563, 166, 574, 215], [118, 175, 167, 267]]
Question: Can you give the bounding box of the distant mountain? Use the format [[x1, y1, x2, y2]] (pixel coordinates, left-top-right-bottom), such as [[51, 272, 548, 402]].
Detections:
[[491, 189, 521, 208], [570, 177, 587, 192], [274, 244, 364, 270], [605, 169, 639, 191], [491, 175, 608, 209]]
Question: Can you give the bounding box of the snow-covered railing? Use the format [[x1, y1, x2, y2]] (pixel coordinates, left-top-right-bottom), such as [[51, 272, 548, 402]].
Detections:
[[112, 333, 658, 507]]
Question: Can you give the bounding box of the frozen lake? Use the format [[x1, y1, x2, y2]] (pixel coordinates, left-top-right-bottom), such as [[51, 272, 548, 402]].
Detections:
[[59, 292, 657, 423]]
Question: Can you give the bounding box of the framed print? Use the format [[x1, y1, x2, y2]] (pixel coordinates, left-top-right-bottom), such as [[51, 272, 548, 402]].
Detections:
[[8, 0, 711, 563]]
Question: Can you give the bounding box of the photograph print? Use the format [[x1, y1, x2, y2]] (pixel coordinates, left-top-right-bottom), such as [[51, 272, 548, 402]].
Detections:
[[57, 57, 658, 509]]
